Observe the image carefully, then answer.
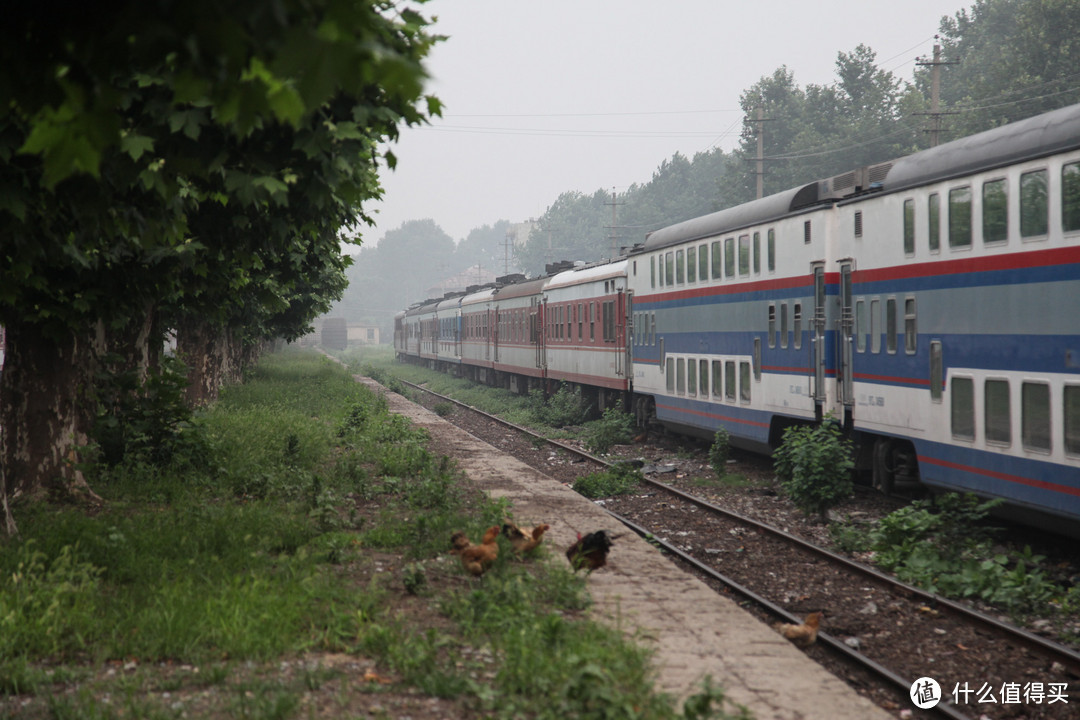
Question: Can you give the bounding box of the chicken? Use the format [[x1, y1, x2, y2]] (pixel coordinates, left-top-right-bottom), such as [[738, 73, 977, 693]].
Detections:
[[773, 611, 823, 648], [566, 530, 617, 572], [451, 526, 500, 577], [501, 522, 550, 554]]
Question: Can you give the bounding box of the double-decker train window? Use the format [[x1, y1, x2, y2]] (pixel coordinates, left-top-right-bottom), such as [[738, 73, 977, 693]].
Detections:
[[856, 299, 867, 352], [724, 237, 735, 278], [753, 338, 762, 381], [687, 358, 697, 395], [870, 299, 881, 353], [982, 178, 1008, 244], [712, 360, 723, 398], [1062, 162, 1080, 232], [677, 358, 686, 394], [1065, 385, 1080, 455], [698, 243, 709, 281], [666, 358, 675, 393], [1022, 382, 1051, 452], [665, 252, 674, 285], [928, 193, 941, 252], [903, 199, 915, 255], [951, 376, 975, 441], [725, 361, 736, 401], [949, 186, 972, 248], [657, 254, 664, 287], [904, 298, 917, 354], [700, 360, 709, 397], [711, 240, 723, 279], [886, 298, 898, 353], [767, 229, 776, 271], [1020, 169, 1049, 238], [676, 249, 685, 284], [740, 362, 752, 403], [687, 246, 697, 283], [651, 256, 656, 288], [739, 235, 750, 276], [985, 379, 1011, 446], [768, 304, 777, 348], [793, 303, 803, 350], [780, 303, 789, 349], [753, 232, 761, 274], [929, 341, 943, 402]]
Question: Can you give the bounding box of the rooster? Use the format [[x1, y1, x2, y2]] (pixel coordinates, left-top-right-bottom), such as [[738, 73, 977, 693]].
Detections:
[[566, 530, 618, 572], [450, 526, 500, 577], [501, 522, 550, 555], [773, 611, 823, 648]]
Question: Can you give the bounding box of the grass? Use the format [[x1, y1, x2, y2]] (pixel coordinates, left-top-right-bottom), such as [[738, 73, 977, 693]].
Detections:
[[0, 346, 747, 719]]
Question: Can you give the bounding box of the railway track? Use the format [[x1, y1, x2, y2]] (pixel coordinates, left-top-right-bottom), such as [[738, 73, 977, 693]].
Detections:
[[394, 377, 1080, 720]]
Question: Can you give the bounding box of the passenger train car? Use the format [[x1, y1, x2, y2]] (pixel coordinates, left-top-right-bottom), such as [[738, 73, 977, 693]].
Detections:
[[395, 103, 1080, 527]]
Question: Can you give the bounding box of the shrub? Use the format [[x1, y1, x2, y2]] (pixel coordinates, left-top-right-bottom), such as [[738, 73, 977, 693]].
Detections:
[[583, 408, 634, 454], [709, 428, 730, 479], [529, 383, 590, 428], [572, 462, 642, 499], [772, 420, 853, 518]]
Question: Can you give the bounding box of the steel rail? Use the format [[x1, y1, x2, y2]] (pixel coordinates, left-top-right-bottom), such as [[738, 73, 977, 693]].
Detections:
[[395, 377, 1080, 678]]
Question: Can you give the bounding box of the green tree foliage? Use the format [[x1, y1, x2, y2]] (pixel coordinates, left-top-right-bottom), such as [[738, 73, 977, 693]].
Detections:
[[933, 0, 1080, 137], [0, 1, 441, 512]]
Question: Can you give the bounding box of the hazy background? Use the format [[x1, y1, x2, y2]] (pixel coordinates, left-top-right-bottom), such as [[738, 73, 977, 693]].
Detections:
[[358, 0, 972, 247]]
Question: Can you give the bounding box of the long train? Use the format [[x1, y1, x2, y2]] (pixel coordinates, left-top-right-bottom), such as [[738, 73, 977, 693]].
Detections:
[[395, 103, 1080, 529]]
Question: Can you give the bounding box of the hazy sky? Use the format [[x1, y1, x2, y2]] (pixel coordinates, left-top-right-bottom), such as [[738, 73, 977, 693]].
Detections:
[[354, 0, 973, 249]]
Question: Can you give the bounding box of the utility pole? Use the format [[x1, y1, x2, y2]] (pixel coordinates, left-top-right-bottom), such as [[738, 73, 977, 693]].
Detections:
[[915, 40, 959, 147], [502, 230, 514, 274], [604, 187, 626, 258], [755, 106, 765, 199]]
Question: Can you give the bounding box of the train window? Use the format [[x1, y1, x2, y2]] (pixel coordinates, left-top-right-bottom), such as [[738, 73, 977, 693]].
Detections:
[[1065, 385, 1080, 455], [753, 338, 761, 380], [870, 299, 881, 353], [753, 232, 761, 274], [687, 246, 697, 283], [567, 305, 572, 340], [711, 240, 723, 279], [651, 256, 656, 288], [698, 244, 708, 281], [666, 358, 675, 393], [1022, 382, 1051, 452], [665, 252, 675, 285], [1064, 163, 1080, 233], [712, 360, 723, 397], [951, 376, 975, 441], [676, 249, 685, 284], [982, 178, 1008, 244], [725, 361, 736, 401], [886, 298, 898, 354], [793, 303, 803, 350], [651, 313, 656, 345], [724, 237, 735, 278], [590, 303, 595, 341], [768, 304, 776, 348], [1020, 170, 1049, 238], [928, 193, 941, 252], [930, 341, 943, 402], [904, 298, 917, 354], [687, 358, 697, 395], [700, 360, 709, 397], [780, 303, 789, 349], [767, 229, 776, 271], [804, 220, 812, 244], [856, 300, 867, 352], [903, 199, 915, 255], [985, 379, 1011, 445], [738, 235, 750, 276], [579, 303, 584, 340], [949, 186, 972, 248], [676, 358, 686, 394], [855, 210, 863, 239], [657, 255, 664, 287], [740, 362, 752, 403]]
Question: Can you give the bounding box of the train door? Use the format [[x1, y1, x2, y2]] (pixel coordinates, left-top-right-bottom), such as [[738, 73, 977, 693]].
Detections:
[[811, 261, 827, 420], [614, 291, 625, 377], [531, 298, 545, 370], [623, 291, 633, 378], [837, 261, 855, 423], [493, 305, 500, 364]]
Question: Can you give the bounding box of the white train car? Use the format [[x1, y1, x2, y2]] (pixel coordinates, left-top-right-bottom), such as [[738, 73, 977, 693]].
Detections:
[[489, 276, 548, 392], [459, 285, 497, 381], [543, 260, 630, 407]]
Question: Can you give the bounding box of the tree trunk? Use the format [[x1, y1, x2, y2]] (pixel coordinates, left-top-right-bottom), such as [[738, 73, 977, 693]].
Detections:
[[176, 316, 227, 407], [0, 319, 102, 516]]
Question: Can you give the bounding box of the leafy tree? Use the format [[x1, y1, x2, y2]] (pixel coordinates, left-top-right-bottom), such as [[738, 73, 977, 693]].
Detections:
[[0, 1, 440, 523]]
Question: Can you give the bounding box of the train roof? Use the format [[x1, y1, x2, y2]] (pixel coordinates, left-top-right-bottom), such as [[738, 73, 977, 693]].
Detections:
[[881, 102, 1080, 194], [641, 182, 822, 253], [545, 258, 627, 290], [494, 275, 550, 301], [460, 286, 497, 306]]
